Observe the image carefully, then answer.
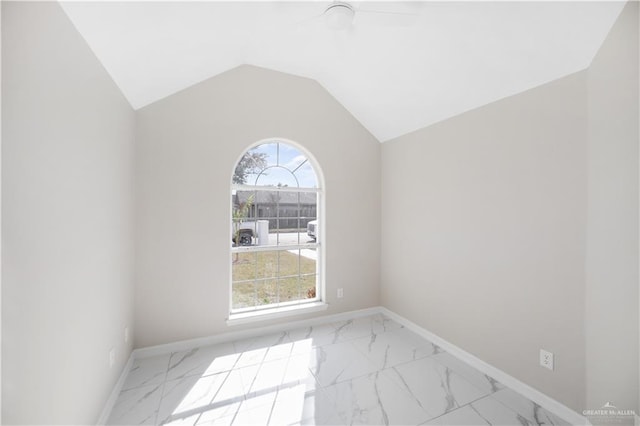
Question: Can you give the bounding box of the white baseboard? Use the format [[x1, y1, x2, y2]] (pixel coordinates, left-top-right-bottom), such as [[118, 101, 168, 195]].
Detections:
[[96, 351, 135, 425], [101, 306, 585, 426], [380, 307, 587, 426], [133, 306, 383, 359]]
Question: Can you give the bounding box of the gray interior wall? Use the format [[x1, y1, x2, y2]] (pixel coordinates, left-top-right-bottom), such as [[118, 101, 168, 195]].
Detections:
[[1, 2, 136, 423], [2, 1, 637, 422], [585, 0, 639, 413], [134, 65, 381, 348], [381, 72, 589, 411]]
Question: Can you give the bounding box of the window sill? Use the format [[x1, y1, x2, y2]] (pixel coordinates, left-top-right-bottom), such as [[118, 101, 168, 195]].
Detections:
[[227, 302, 328, 326]]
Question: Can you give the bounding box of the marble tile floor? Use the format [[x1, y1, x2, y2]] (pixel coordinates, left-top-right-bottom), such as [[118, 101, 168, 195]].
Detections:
[[107, 314, 572, 426]]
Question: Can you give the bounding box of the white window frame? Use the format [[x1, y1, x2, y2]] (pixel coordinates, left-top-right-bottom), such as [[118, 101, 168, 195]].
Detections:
[[228, 139, 325, 324]]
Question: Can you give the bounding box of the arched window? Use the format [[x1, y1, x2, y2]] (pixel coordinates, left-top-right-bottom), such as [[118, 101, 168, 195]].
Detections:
[[231, 140, 323, 317]]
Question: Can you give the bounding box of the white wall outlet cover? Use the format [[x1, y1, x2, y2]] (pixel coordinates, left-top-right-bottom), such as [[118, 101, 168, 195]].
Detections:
[[337, 288, 344, 298], [540, 349, 554, 370]]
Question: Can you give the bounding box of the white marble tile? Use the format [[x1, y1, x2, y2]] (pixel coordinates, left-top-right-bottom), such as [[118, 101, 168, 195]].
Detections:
[[235, 347, 268, 369], [213, 364, 260, 405], [299, 390, 344, 426], [424, 405, 490, 425], [287, 323, 341, 350], [372, 314, 404, 333], [157, 372, 229, 424], [107, 383, 163, 425], [269, 384, 339, 426], [123, 354, 171, 391], [193, 401, 242, 425], [162, 413, 201, 425], [414, 345, 443, 360], [351, 327, 437, 370], [231, 392, 277, 425], [198, 417, 234, 426], [299, 411, 345, 426], [202, 352, 243, 377], [282, 353, 319, 392], [166, 343, 239, 381], [323, 370, 431, 425], [239, 388, 277, 411], [267, 384, 309, 426], [195, 413, 235, 425], [263, 340, 294, 363], [332, 314, 402, 343], [387, 356, 489, 419], [470, 395, 532, 425], [249, 357, 289, 397], [106, 314, 573, 426], [393, 328, 443, 357], [491, 388, 571, 426], [308, 341, 379, 387], [231, 404, 273, 425], [233, 331, 290, 353], [431, 352, 503, 394]]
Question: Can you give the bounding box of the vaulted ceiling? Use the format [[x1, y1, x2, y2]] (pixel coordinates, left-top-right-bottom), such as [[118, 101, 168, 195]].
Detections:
[[60, 1, 626, 142]]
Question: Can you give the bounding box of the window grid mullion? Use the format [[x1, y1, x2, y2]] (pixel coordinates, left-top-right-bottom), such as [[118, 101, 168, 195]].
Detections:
[[231, 142, 321, 314], [253, 251, 258, 309]]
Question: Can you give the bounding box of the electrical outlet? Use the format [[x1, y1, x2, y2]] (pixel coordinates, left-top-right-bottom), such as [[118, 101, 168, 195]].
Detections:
[[540, 349, 554, 371], [124, 327, 130, 343], [109, 348, 116, 368], [337, 288, 344, 299]]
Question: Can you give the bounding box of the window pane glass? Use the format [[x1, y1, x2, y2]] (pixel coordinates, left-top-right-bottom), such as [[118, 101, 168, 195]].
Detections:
[[232, 251, 306, 281], [255, 251, 278, 279], [232, 252, 257, 281], [234, 144, 272, 186], [255, 166, 298, 188], [278, 277, 301, 303], [300, 274, 317, 299], [278, 250, 300, 277], [232, 281, 255, 310], [255, 143, 279, 167], [232, 250, 317, 306], [293, 161, 318, 188], [255, 280, 278, 306], [233, 190, 317, 247], [299, 250, 317, 276], [231, 141, 320, 313], [235, 143, 318, 188]]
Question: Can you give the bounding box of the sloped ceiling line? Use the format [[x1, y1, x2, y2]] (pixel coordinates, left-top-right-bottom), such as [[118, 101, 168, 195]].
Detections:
[[59, 1, 625, 142]]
